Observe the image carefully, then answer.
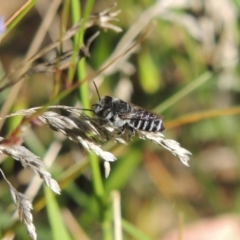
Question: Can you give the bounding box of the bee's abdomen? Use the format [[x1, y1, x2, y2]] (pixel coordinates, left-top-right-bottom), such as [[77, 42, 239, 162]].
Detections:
[[128, 111, 165, 132]]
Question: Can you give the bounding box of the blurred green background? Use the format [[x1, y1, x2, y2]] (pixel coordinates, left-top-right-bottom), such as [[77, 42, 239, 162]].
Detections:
[[0, 0, 240, 239]]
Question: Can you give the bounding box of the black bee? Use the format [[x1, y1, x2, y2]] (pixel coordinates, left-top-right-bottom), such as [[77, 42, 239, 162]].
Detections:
[[91, 82, 165, 133]]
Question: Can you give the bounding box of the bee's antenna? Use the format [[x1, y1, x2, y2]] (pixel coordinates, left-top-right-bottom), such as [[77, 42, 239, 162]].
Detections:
[[93, 81, 101, 100]]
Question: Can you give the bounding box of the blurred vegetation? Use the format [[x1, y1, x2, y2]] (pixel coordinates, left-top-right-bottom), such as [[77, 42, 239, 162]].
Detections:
[[0, 0, 240, 239]]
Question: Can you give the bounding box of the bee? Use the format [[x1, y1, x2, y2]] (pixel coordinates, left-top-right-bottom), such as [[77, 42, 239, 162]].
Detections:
[[91, 82, 165, 134]]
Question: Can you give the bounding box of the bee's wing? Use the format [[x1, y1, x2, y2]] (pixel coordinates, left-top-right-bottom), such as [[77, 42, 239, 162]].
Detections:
[[119, 104, 163, 121]]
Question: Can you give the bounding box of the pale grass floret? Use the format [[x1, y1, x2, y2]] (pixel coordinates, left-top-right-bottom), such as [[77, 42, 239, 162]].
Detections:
[[77, 135, 116, 162], [0, 144, 61, 194], [39, 111, 117, 163], [0, 169, 37, 240], [138, 131, 191, 166], [104, 161, 111, 178], [93, 3, 122, 32], [10, 189, 37, 240]]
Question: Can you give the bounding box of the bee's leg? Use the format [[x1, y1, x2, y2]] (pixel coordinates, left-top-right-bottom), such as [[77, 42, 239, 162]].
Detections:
[[116, 124, 136, 141], [127, 126, 135, 139], [121, 125, 136, 140], [129, 126, 135, 134], [117, 125, 127, 135]]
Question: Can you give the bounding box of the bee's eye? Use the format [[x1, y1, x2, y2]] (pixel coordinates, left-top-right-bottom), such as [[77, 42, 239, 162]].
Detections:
[[102, 108, 110, 118], [92, 104, 101, 113]]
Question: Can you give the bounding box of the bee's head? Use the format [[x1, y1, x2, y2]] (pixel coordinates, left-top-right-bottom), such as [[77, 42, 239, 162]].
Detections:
[[92, 96, 113, 119]]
